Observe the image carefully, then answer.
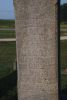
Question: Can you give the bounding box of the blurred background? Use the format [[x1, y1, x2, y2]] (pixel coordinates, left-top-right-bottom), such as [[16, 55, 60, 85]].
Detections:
[[0, 0, 17, 100]]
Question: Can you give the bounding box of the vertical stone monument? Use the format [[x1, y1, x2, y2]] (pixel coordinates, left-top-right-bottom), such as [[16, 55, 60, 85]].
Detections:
[[14, 0, 58, 100]]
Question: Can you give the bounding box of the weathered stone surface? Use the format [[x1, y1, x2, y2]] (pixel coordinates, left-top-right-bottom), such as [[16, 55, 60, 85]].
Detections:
[[14, 0, 58, 100]]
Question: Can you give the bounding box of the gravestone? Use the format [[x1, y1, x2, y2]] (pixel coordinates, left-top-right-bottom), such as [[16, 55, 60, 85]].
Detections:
[[14, 0, 58, 100]]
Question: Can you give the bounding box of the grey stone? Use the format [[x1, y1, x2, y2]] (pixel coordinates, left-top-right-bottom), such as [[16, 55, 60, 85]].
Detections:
[[14, 0, 58, 100]]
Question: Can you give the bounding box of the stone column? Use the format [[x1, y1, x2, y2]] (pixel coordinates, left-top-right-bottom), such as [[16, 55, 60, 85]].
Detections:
[[14, 0, 58, 100]]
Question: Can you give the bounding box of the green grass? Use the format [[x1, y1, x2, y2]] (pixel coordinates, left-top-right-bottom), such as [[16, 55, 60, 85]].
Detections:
[[60, 40, 67, 90], [60, 40, 67, 68], [0, 41, 17, 99], [0, 30, 15, 38], [0, 20, 17, 99], [0, 87, 17, 100], [0, 42, 16, 79], [61, 74, 67, 90], [60, 25, 67, 29], [61, 31, 67, 36], [0, 20, 15, 28], [60, 23, 67, 36], [60, 22, 67, 28], [0, 71, 17, 90], [60, 23, 67, 91], [0, 20, 15, 38], [0, 71, 17, 100]]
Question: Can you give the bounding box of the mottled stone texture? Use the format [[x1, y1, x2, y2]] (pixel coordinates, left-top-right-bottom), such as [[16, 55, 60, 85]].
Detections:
[[14, 0, 58, 100]]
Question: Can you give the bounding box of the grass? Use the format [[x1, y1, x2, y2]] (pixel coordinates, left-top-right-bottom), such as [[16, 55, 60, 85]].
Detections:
[[0, 42, 17, 100], [60, 40, 67, 69], [0, 20, 15, 38], [60, 40, 67, 91], [0, 20, 17, 100], [0, 42, 16, 79], [60, 23, 67, 92], [0, 41, 17, 100], [60, 25, 67, 29], [0, 30, 15, 38], [60, 22, 67, 28], [60, 23, 67, 36], [61, 31, 67, 36], [0, 20, 15, 28], [61, 75, 67, 90], [0, 71, 17, 100]]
